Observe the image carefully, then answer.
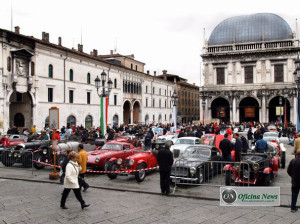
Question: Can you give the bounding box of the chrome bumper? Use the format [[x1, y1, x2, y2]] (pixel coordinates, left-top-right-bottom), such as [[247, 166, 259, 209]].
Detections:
[[170, 176, 198, 182]]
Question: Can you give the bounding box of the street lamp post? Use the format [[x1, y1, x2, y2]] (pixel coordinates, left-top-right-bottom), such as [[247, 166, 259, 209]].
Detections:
[[171, 90, 178, 130], [201, 100, 206, 124], [95, 70, 113, 136], [294, 56, 300, 131]]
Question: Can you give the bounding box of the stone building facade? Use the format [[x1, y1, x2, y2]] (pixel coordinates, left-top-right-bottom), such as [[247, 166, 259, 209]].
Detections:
[[157, 71, 200, 124], [0, 27, 174, 133], [200, 13, 300, 124]]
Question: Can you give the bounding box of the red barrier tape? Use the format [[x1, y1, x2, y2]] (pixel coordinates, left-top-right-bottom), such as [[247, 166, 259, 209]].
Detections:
[[33, 160, 159, 174]]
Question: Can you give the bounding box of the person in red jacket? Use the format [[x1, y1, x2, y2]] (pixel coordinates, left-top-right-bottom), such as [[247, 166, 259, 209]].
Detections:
[[53, 130, 61, 141], [1, 135, 9, 147]]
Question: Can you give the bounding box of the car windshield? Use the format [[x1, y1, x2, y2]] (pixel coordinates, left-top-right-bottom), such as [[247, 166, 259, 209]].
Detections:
[[8, 136, 21, 140], [204, 135, 214, 139], [182, 147, 211, 158], [264, 133, 278, 137], [241, 155, 266, 162], [102, 144, 122, 150], [175, 139, 194, 145]]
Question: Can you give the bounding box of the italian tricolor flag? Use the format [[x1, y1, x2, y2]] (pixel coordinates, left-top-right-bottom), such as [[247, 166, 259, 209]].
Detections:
[[100, 97, 109, 136]]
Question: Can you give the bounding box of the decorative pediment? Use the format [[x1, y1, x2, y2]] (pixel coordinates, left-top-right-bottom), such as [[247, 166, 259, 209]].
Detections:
[[10, 48, 34, 57]]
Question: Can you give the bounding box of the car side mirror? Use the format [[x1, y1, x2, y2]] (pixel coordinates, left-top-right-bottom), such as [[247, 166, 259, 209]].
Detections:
[[173, 149, 180, 158]]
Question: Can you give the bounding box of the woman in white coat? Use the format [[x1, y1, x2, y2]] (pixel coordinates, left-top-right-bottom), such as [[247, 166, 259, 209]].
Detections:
[[60, 151, 90, 209]]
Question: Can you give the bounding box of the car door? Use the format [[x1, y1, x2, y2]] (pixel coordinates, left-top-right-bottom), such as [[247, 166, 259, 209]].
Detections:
[[210, 147, 221, 175]]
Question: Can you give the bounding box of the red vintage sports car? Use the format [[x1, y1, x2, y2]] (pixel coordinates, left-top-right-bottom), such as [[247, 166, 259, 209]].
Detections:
[[107, 150, 158, 182], [87, 141, 143, 171]]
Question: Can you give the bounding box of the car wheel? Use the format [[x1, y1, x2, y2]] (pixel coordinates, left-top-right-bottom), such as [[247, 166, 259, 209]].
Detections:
[[281, 152, 286, 169], [264, 174, 271, 186], [56, 154, 67, 170], [22, 152, 33, 168], [104, 159, 110, 171], [196, 167, 204, 184], [107, 162, 119, 179], [225, 170, 232, 186], [135, 163, 147, 182], [33, 153, 45, 170], [1, 151, 14, 167]]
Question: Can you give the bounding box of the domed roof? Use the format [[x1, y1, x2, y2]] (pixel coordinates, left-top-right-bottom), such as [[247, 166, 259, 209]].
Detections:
[[208, 13, 293, 46]]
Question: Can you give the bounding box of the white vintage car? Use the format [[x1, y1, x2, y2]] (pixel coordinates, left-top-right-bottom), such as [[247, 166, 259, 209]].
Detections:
[[170, 137, 200, 155], [156, 133, 178, 144]]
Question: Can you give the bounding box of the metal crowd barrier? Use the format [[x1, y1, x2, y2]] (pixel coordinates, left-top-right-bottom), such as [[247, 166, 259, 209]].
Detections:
[[0, 147, 34, 175], [171, 159, 251, 192]]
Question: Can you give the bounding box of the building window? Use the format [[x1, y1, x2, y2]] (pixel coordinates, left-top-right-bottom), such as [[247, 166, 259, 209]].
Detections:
[[274, 64, 284, 82], [87, 73, 91, 84], [85, 115, 93, 129], [146, 85, 148, 93], [125, 82, 127, 93], [153, 87, 155, 94], [48, 88, 53, 102], [87, 92, 91, 104], [131, 63, 133, 69], [16, 92, 23, 102], [146, 98, 148, 107], [165, 100, 167, 108], [165, 114, 167, 120], [69, 69, 73, 81], [31, 62, 35, 76], [45, 116, 49, 128], [159, 88, 161, 95], [244, 66, 253, 83], [69, 90, 74, 103], [165, 90, 167, 96], [48, 64, 53, 78], [153, 99, 155, 107], [114, 95, 117, 105], [67, 115, 76, 128], [159, 100, 161, 108], [216, 68, 225, 85], [114, 78, 117, 88], [135, 65, 138, 71], [170, 101, 171, 108], [7, 57, 12, 72], [153, 115, 155, 121]]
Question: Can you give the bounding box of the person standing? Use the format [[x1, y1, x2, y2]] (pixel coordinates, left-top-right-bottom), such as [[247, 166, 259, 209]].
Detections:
[[157, 140, 174, 196], [294, 133, 300, 155], [77, 144, 89, 192], [255, 135, 268, 153], [219, 133, 232, 161], [60, 151, 90, 209], [233, 133, 242, 162], [287, 149, 300, 212], [60, 149, 72, 184], [247, 128, 254, 147], [144, 131, 152, 150]]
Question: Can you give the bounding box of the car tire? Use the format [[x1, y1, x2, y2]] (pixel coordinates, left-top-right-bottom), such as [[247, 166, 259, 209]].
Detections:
[[22, 152, 33, 168], [135, 163, 147, 182], [107, 162, 119, 179], [264, 174, 271, 186], [104, 159, 110, 171], [196, 167, 204, 184], [1, 151, 14, 167], [281, 152, 286, 169], [56, 154, 67, 171], [225, 170, 232, 186], [33, 153, 45, 170]]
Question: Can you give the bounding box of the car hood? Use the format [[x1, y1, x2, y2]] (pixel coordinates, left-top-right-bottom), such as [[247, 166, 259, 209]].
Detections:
[[88, 150, 121, 157], [171, 144, 193, 150], [173, 158, 207, 168]]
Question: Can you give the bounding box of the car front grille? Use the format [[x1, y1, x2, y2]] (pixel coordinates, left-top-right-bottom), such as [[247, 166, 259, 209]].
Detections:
[[171, 167, 188, 177]]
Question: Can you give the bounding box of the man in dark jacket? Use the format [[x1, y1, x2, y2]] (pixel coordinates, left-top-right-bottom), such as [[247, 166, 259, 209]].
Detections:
[[233, 133, 242, 162], [144, 132, 152, 150], [247, 128, 254, 147], [241, 135, 249, 153], [157, 140, 174, 196], [255, 135, 268, 152], [287, 149, 300, 212], [219, 133, 232, 161]]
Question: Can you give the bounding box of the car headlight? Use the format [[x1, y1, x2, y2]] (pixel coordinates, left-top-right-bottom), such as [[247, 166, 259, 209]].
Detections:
[[129, 159, 134, 166], [234, 164, 240, 171], [117, 158, 122, 165], [243, 170, 249, 179], [10, 148, 14, 153], [190, 167, 196, 175], [95, 157, 100, 163], [43, 149, 47, 155], [252, 163, 260, 171]]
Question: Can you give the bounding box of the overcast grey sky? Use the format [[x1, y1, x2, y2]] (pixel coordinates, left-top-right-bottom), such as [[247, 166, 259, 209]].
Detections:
[[0, 0, 299, 85]]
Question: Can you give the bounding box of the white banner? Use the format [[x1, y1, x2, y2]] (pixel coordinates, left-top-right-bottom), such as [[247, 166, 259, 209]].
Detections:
[[220, 187, 280, 206]]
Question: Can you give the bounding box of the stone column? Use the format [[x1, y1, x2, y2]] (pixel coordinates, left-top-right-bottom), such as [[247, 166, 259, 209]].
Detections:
[[294, 96, 298, 125], [232, 98, 236, 122], [261, 96, 266, 123], [130, 109, 133, 124]]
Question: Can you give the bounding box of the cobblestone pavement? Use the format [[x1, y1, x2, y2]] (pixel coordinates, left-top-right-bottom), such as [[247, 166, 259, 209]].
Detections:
[[0, 179, 299, 224]]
